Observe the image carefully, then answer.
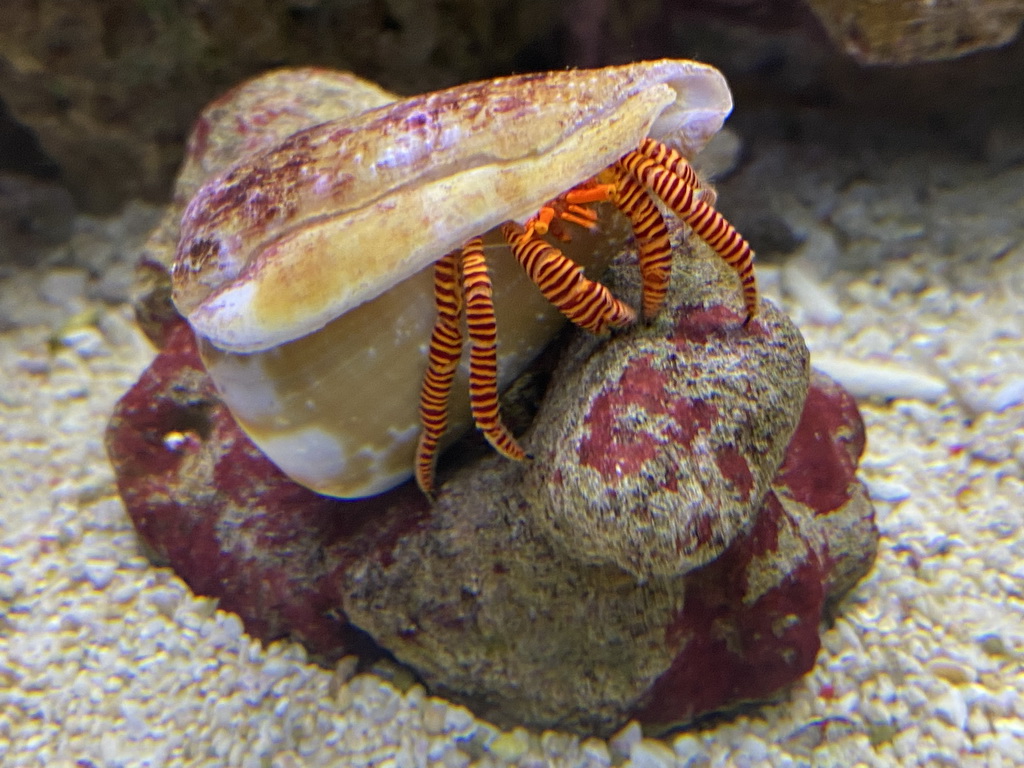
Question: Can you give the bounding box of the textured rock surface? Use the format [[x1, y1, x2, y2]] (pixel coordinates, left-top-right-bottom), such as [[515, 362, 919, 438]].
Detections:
[[0, 173, 75, 265], [103, 319, 382, 660], [524, 247, 808, 579], [804, 0, 1024, 64], [108, 234, 875, 735]]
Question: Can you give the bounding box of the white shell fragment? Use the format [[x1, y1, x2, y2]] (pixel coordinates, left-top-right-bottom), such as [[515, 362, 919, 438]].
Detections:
[[170, 61, 735, 498], [782, 257, 843, 326], [812, 355, 949, 402]]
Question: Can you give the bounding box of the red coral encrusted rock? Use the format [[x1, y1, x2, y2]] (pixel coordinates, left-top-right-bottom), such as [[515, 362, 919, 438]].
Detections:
[[108, 239, 877, 736], [522, 253, 811, 580], [105, 319, 427, 660]]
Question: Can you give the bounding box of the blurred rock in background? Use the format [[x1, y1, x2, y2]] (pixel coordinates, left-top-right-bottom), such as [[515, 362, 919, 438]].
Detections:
[[0, 0, 1022, 235]]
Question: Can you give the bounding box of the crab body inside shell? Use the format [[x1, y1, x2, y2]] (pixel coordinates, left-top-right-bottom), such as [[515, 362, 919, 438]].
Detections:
[[171, 60, 757, 498]]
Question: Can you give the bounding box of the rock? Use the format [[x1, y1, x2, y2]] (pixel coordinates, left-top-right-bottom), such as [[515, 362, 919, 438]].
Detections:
[[803, 0, 1024, 65], [630, 0, 1024, 65], [107, 55, 875, 740], [3, 0, 1024, 221], [0, 173, 75, 265], [523, 244, 809, 580], [104, 318, 392, 660], [107, 235, 876, 736], [633, 369, 877, 732], [775, 369, 878, 611]]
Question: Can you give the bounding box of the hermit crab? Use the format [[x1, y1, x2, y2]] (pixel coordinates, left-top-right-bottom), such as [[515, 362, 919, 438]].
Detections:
[[171, 60, 757, 499]]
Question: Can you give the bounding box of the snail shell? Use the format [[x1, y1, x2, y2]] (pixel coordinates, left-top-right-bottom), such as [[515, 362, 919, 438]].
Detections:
[[172, 60, 733, 498]]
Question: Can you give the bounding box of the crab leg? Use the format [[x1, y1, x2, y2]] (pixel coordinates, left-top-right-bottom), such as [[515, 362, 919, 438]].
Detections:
[[535, 173, 674, 321], [461, 238, 527, 463], [635, 137, 712, 205], [418, 138, 754, 494], [620, 140, 758, 321], [501, 222, 637, 334], [416, 250, 465, 495], [525, 166, 678, 321], [609, 169, 673, 320]]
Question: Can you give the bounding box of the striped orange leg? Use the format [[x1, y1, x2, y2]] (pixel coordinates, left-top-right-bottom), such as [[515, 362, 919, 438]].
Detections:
[[528, 174, 674, 321], [416, 250, 464, 496], [635, 137, 715, 206], [621, 140, 758, 321], [609, 168, 672, 319], [460, 238, 526, 463], [501, 222, 636, 334]]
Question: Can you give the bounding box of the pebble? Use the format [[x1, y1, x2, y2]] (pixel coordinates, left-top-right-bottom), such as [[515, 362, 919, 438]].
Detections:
[[422, 700, 447, 736], [609, 721, 642, 761], [966, 707, 992, 738], [60, 326, 108, 358], [863, 477, 912, 503], [672, 733, 705, 762], [628, 738, 676, 768], [986, 378, 1024, 412], [932, 687, 969, 730], [811, 354, 949, 402], [15, 354, 51, 374], [782, 255, 843, 325], [488, 729, 530, 762], [580, 737, 613, 768], [38, 267, 88, 307], [0, 572, 25, 601], [81, 558, 117, 590], [540, 729, 577, 759], [730, 734, 770, 764], [926, 658, 976, 685], [441, 704, 475, 737]]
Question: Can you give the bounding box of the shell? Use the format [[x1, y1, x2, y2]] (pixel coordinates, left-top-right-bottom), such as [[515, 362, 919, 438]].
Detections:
[[135, 67, 398, 346], [171, 60, 734, 498]]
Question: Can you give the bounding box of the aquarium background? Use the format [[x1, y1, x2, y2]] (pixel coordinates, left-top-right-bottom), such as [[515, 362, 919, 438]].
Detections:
[[1, 2, 1023, 766]]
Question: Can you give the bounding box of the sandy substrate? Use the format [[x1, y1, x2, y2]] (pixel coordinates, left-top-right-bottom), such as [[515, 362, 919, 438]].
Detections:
[[0, 146, 1022, 767]]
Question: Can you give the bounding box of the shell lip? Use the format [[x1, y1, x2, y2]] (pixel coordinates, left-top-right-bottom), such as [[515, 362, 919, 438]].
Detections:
[[641, 59, 733, 156]]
